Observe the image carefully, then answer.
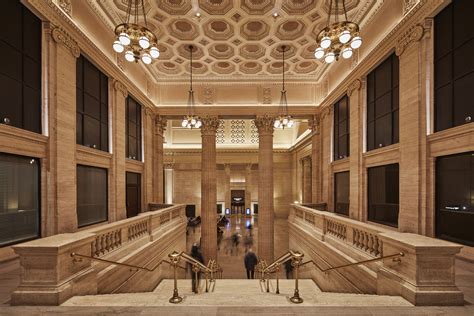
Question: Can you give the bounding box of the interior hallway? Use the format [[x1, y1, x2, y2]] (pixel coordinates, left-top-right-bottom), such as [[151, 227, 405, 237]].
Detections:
[[186, 216, 289, 279]]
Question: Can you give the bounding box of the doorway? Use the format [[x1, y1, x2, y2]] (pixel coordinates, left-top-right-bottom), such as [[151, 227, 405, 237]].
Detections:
[[231, 190, 245, 214]]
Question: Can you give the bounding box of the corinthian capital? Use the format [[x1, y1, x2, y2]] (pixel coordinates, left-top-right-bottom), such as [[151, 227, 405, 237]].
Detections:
[[200, 116, 220, 136], [155, 115, 167, 135], [254, 115, 275, 135]]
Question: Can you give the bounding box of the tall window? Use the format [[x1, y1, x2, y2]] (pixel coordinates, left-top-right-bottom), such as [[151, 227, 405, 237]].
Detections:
[[434, 0, 474, 132], [334, 95, 350, 160], [126, 96, 142, 161], [334, 171, 349, 216], [76, 55, 109, 151], [77, 165, 108, 227], [0, 153, 40, 246], [368, 164, 399, 227], [0, 0, 41, 133], [367, 53, 399, 151], [126, 172, 141, 218], [436, 152, 473, 246]]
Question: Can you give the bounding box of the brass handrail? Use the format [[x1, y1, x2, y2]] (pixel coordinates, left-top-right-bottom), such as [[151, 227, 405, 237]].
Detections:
[[70, 252, 184, 272], [301, 252, 404, 273]]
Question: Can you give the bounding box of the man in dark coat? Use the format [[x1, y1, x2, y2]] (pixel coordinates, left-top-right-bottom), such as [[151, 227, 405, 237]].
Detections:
[[190, 243, 204, 293], [244, 248, 258, 279]]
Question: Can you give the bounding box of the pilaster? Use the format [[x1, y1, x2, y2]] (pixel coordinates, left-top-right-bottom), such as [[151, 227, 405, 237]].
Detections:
[[143, 108, 155, 210], [245, 164, 252, 211], [309, 115, 321, 203], [302, 156, 312, 204], [224, 164, 231, 212], [154, 115, 166, 203], [348, 79, 362, 220]]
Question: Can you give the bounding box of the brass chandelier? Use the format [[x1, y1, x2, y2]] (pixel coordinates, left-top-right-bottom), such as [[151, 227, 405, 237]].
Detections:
[[181, 45, 202, 129], [274, 45, 294, 129], [112, 0, 160, 64], [314, 0, 362, 63]]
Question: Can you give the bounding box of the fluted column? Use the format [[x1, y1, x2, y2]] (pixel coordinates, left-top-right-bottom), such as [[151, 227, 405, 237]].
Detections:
[[302, 156, 312, 204], [255, 115, 275, 262], [224, 164, 231, 213], [309, 115, 321, 203], [245, 164, 252, 211], [154, 116, 166, 203], [200, 116, 220, 262]]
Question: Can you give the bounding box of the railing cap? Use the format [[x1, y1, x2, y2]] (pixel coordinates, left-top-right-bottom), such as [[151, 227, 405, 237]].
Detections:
[[12, 232, 96, 254], [379, 232, 463, 253]]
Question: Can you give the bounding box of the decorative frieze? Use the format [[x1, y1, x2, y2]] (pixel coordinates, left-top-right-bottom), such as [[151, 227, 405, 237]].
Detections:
[[113, 79, 128, 98], [403, 0, 420, 15], [254, 115, 275, 135], [50, 26, 80, 58], [262, 87, 272, 104], [57, 0, 72, 17], [347, 79, 362, 97], [202, 86, 215, 104], [395, 24, 424, 56], [200, 116, 220, 136]]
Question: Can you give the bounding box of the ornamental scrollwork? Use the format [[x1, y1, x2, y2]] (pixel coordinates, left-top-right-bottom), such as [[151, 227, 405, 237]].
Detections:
[[347, 79, 361, 97], [254, 115, 275, 135], [395, 24, 424, 56], [308, 114, 321, 135], [200, 116, 220, 136], [51, 26, 80, 58], [113, 79, 128, 98], [155, 115, 167, 135]]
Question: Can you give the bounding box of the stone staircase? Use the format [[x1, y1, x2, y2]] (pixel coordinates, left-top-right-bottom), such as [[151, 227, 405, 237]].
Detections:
[[62, 279, 412, 307]]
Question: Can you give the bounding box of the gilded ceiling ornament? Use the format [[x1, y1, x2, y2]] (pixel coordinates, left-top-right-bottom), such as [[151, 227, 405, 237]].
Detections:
[[51, 26, 80, 58], [254, 115, 275, 135], [200, 116, 220, 136], [395, 24, 424, 56], [113, 79, 128, 98]]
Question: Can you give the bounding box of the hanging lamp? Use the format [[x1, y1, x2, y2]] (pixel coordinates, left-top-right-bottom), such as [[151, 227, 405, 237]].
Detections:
[[274, 45, 294, 129], [181, 45, 202, 129]]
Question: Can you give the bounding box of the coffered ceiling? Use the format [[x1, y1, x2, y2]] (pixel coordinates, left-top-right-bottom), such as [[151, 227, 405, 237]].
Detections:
[[87, 0, 383, 83]]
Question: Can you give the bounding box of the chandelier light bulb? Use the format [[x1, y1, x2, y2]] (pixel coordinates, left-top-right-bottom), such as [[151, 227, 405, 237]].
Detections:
[[124, 50, 135, 62], [320, 36, 331, 49], [181, 119, 188, 127], [314, 47, 325, 59], [195, 120, 202, 128], [119, 32, 131, 46], [141, 53, 152, 64], [150, 46, 160, 59], [191, 118, 197, 125], [139, 36, 150, 49], [350, 36, 362, 49], [342, 47, 353, 59], [274, 120, 281, 128], [282, 117, 289, 125], [339, 30, 351, 44], [113, 40, 124, 53], [324, 52, 335, 64]]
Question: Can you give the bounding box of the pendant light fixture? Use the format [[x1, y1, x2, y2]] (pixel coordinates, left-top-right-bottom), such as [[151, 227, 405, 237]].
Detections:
[[314, 0, 362, 63], [112, 0, 160, 64], [274, 45, 294, 129], [181, 45, 202, 129]]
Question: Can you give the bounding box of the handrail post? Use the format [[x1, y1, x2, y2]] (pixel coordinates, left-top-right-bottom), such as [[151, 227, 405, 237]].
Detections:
[[276, 263, 280, 294], [168, 251, 183, 304], [192, 263, 200, 294], [205, 270, 209, 293], [266, 274, 270, 292], [290, 251, 304, 304]]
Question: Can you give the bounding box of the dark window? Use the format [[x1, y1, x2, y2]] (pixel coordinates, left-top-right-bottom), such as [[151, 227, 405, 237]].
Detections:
[[126, 96, 142, 161], [334, 171, 349, 216], [76, 55, 109, 151], [434, 0, 474, 132], [367, 53, 399, 151], [334, 95, 350, 160], [126, 172, 141, 218], [77, 165, 108, 227], [0, 0, 41, 133], [368, 164, 399, 227], [0, 153, 40, 246], [436, 152, 474, 246]]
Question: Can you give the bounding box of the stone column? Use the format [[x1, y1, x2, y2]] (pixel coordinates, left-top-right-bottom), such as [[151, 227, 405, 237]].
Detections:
[[224, 164, 231, 213], [200, 116, 220, 262], [309, 115, 321, 203], [396, 24, 427, 233], [302, 156, 312, 204], [112, 80, 128, 221], [245, 164, 252, 211], [154, 116, 166, 203], [348, 80, 362, 220], [47, 26, 80, 233], [255, 115, 275, 262]]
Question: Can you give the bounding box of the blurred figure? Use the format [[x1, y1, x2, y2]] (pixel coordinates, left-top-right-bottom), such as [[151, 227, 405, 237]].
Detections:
[[190, 243, 204, 293], [243, 234, 253, 253], [244, 249, 258, 279], [231, 232, 241, 256], [285, 259, 293, 279]]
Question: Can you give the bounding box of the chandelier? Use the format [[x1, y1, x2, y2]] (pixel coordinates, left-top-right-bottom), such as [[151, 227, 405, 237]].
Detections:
[[112, 0, 159, 65], [181, 45, 202, 129], [314, 0, 362, 63], [274, 45, 294, 129]]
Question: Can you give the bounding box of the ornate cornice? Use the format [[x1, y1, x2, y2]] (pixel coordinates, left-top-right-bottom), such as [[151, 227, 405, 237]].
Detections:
[[308, 114, 321, 135], [200, 116, 220, 136], [113, 79, 128, 98], [155, 116, 167, 135], [58, 0, 72, 17], [254, 115, 275, 135], [395, 23, 425, 56], [347, 79, 362, 97], [50, 26, 80, 58]]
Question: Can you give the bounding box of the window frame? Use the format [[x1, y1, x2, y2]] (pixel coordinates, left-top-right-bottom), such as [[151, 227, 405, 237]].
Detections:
[[76, 164, 108, 228], [334, 171, 350, 216], [333, 94, 350, 161], [126, 96, 142, 161]]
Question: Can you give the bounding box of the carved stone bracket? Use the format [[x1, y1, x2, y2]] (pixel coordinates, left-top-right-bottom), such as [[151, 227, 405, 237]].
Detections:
[[144, 107, 155, 118], [395, 24, 424, 56], [51, 26, 80, 58], [254, 115, 275, 135], [200, 116, 220, 136], [113, 79, 128, 98], [347, 79, 362, 97], [320, 105, 333, 120], [308, 114, 321, 135], [155, 115, 167, 135]]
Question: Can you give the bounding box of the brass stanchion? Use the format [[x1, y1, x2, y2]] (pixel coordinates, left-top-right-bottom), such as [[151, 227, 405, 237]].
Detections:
[[205, 270, 209, 292], [290, 252, 304, 304], [275, 263, 280, 294], [168, 251, 183, 304], [192, 263, 200, 294]]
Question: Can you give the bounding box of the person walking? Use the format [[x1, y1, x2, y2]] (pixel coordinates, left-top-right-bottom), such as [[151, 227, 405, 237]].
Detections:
[[244, 248, 258, 279], [284, 259, 293, 279], [190, 243, 204, 293], [231, 232, 241, 256], [243, 233, 253, 253]]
